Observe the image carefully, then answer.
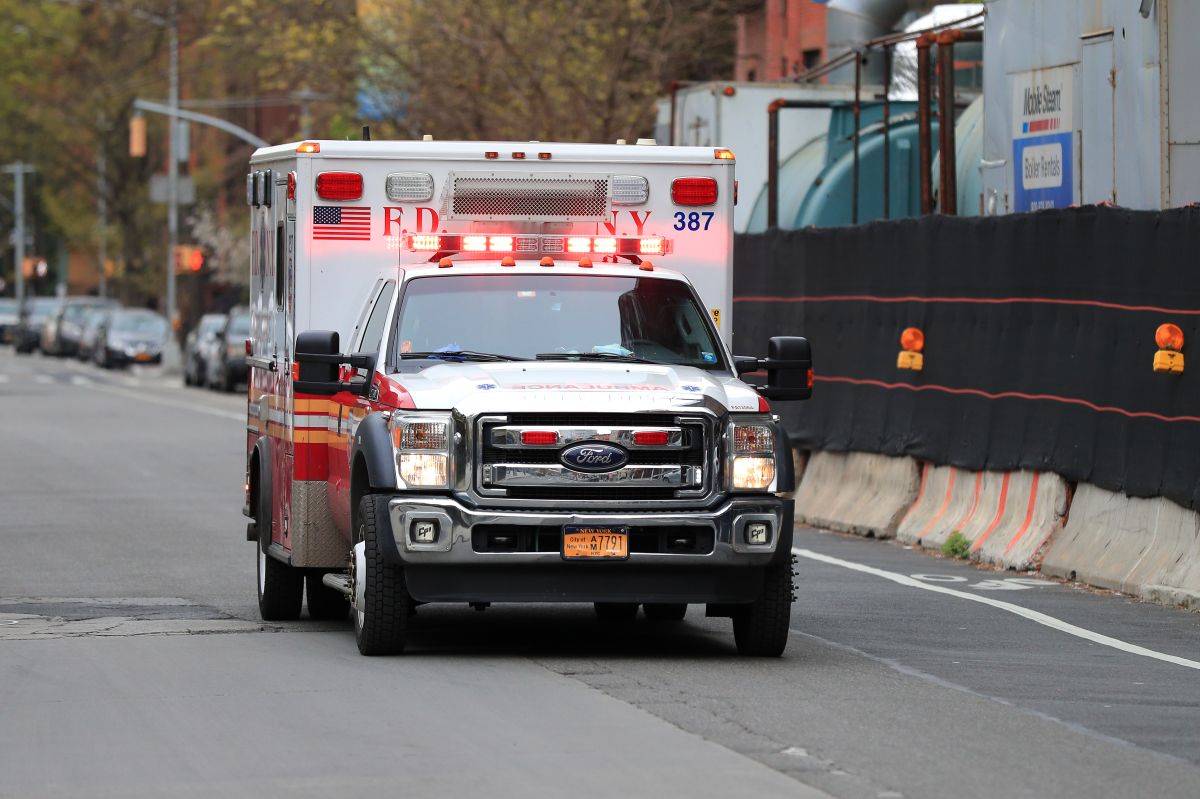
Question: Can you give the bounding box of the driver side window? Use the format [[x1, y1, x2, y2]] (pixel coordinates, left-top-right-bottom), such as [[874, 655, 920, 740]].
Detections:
[[357, 281, 395, 357]]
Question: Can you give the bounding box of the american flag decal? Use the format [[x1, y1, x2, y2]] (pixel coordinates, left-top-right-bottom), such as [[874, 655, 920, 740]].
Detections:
[[313, 206, 371, 240]]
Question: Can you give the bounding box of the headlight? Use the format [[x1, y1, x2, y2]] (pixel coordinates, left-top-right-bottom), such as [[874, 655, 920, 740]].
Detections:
[[727, 420, 777, 491], [391, 414, 453, 489]]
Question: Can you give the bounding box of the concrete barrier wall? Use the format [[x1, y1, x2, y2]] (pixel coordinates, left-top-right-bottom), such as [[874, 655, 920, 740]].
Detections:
[[793, 451, 920, 539], [796, 451, 1200, 610], [895, 465, 1069, 570], [1042, 483, 1200, 610]]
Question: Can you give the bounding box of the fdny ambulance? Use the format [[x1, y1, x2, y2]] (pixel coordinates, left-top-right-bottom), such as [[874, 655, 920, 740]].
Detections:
[[244, 139, 811, 656]]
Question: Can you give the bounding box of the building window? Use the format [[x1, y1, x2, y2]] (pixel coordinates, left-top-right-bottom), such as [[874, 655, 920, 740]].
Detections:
[[781, 56, 788, 77], [803, 49, 822, 70]]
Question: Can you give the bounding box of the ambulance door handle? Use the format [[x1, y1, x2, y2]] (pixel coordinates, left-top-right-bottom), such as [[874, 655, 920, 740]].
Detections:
[[246, 355, 277, 372]]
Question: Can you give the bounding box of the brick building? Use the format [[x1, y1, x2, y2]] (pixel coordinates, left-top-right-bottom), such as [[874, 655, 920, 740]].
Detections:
[[735, 0, 829, 82]]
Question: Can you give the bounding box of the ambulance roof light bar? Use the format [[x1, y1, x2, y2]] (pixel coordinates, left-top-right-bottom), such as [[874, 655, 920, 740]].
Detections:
[[401, 233, 671, 261]]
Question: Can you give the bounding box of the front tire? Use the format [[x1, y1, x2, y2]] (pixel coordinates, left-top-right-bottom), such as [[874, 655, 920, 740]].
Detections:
[[732, 562, 793, 657], [354, 494, 410, 655]]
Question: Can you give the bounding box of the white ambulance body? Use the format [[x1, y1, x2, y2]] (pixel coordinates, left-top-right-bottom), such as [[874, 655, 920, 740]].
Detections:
[[243, 139, 811, 656]]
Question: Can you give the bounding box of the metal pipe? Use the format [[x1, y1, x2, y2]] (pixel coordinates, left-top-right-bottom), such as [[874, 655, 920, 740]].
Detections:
[[766, 99, 841, 230], [668, 81, 679, 146], [916, 32, 934, 215], [794, 11, 984, 84], [937, 29, 958, 215], [852, 51, 862, 225], [882, 43, 892, 220]]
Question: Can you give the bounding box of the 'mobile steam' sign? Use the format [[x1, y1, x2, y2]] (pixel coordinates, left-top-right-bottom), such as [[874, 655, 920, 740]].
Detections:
[[1012, 66, 1074, 212]]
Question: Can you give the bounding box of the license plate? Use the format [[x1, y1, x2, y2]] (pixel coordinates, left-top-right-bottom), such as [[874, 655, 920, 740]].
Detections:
[[562, 526, 629, 560], [134, 353, 152, 362]]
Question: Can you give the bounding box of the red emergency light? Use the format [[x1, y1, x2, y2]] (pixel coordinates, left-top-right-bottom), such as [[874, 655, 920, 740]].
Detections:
[[520, 430, 559, 445], [632, 430, 669, 446], [671, 177, 718, 206], [401, 233, 672, 258], [315, 171, 363, 200]]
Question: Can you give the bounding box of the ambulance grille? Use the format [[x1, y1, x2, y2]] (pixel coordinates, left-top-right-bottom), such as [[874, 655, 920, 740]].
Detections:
[[441, 172, 611, 222]]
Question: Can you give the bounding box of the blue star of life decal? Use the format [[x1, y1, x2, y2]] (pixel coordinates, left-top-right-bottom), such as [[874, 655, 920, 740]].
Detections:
[[477, 383, 498, 391], [682, 385, 701, 392]]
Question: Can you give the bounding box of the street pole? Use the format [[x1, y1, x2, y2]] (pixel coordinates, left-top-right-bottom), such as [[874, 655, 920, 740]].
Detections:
[[96, 118, 107, 298], [3, 162, 35, 302], [166, 0, 178, 329]]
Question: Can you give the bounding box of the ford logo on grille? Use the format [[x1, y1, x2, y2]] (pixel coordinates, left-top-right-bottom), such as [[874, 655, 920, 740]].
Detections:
[[560, 442, 628, 473]]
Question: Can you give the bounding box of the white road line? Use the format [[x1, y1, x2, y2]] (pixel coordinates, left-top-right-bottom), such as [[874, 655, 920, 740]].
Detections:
[[794, 547, 1200, 672], [85, 381, 244, 422], [33, 374, 53, 385], [0, 374, 9, 383], [70, 375, 91, 386]]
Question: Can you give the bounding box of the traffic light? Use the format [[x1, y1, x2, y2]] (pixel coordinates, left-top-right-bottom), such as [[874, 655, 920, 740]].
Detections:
[[130, 114, 147, 158], [173, 245, 204, 274]]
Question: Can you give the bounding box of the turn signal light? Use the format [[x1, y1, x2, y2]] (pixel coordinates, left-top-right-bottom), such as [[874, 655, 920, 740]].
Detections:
[[671, 177, 718, 206], [521, 430, 559, 445]]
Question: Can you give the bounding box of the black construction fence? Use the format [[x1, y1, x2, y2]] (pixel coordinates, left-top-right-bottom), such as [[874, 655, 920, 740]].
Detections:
[[732, 206, 1200, 510]]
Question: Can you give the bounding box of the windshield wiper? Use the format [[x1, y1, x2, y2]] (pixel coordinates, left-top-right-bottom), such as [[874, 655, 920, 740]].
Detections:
[[402, 350, 527, 362], [535, 352, 660, 365]]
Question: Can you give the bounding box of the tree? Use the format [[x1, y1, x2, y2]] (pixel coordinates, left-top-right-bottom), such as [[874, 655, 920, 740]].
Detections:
[[359, 0, 739, 143]]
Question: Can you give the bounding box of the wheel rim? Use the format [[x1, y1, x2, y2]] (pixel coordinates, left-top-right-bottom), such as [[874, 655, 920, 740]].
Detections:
[[352, 524, 365, 631], [257, 545, 266, 597]]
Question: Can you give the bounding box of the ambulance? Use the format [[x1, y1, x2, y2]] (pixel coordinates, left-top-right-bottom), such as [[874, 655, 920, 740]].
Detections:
[[243, 138, 812, 656]]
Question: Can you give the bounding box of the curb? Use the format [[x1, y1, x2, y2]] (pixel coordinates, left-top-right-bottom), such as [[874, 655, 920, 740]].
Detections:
[[794, 451, 920, 539]]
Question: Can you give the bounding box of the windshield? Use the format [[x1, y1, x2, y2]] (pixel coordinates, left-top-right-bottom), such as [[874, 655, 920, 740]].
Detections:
[[64, 302, 106, 322], [26, 298, 58, 320], [392, 274, 724, 370], [112, 313, 168, 336], [199, 315, 226, 336]]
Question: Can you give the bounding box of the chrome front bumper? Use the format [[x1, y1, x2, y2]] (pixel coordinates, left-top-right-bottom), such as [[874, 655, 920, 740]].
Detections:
[[386, 495, 787, 567]]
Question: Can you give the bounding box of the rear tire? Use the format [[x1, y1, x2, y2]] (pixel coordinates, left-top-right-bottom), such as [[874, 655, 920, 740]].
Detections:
[[306, 573, 350, 620], [644, 603, 687, 621], [354, 494, 410, 655], [257, 546, 303, 621], [594, 602, 639, 621], [255, 475, 303, 621], [732, 562, 793, 657]]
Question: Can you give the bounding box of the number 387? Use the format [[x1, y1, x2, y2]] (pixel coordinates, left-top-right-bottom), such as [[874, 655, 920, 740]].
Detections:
[[673, 211, 714, 231]]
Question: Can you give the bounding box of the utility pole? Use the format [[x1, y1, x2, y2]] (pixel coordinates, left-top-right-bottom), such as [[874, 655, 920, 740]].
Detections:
[[166, 0, 179, 328], [2, 162, 36, 302]]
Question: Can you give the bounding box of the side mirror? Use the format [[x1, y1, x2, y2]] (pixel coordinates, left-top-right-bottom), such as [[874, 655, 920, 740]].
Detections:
[[733, 355, 759, 377], [758, 336, 812, 401], [294, 330, 375, 396]]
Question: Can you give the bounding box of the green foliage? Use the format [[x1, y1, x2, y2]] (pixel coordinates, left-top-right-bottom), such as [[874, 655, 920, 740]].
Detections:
[[942, 531, 971, 560]]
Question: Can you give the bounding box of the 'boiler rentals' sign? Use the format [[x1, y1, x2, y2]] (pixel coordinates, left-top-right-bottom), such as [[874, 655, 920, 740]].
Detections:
[[1011, 66, 1074, 212]]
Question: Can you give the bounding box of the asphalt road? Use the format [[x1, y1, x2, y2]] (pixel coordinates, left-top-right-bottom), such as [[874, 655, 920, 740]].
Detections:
[[2, 346, 1199, 799]]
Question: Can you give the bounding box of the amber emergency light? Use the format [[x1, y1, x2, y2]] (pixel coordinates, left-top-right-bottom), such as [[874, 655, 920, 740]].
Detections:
[[897, 327, 925, 371], [1153, 323, 1184, 374]]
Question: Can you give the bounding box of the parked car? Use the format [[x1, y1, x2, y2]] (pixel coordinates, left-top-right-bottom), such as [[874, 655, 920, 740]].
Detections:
[[183, 312, 227, 386], [204, 309, 250, 391], [0, 298, 18, 344], [41, 297, 119, 357], [94, 308, 170, 369], [13, 297, 60, 354], [76, 305, 116, 362]]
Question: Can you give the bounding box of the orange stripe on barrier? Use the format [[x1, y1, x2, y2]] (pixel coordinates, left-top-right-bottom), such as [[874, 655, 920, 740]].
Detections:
[[1003, 473, 1042, 556], [971, 472, 1011, 552], [900, 463, 931, 525], [950, 471, 983, 532], [918, 468, 956, 539]]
